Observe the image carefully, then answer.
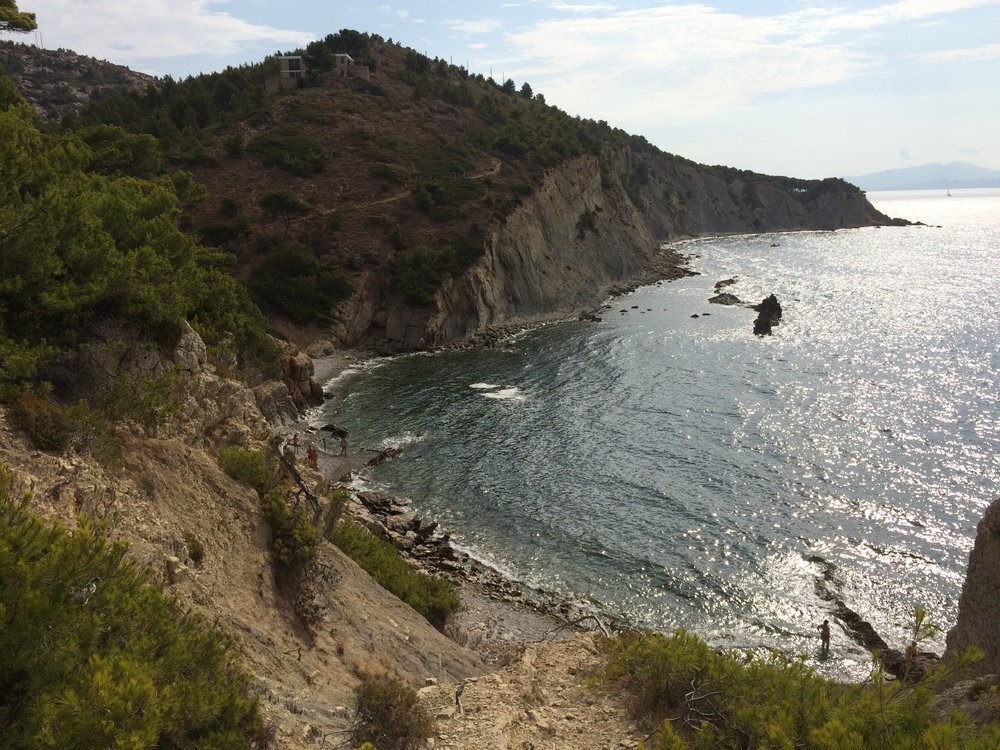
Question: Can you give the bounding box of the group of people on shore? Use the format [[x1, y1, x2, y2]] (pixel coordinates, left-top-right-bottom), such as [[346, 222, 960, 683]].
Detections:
[[285, 430, 349, 469]]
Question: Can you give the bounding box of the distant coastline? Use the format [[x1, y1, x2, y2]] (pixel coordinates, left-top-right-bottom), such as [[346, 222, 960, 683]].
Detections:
[[846, 161, 1000, 191]]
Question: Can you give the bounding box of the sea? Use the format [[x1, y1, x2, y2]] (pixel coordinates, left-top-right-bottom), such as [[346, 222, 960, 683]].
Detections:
[[314, 188, 999, 681]]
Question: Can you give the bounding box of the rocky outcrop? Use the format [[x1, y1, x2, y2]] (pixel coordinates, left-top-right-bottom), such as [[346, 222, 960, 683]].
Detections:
[[163, 322, 273, 446], [275, 342, 325, 412], [753, 294, 783, 335], [0, 40, 154, 122], [427, 154, 654, 344], [947, 498, 1000, 672], [709, 292, 743, 306], [332, 148, 898, 351]]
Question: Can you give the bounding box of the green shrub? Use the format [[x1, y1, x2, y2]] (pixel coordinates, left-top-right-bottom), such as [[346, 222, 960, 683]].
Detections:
[[93, 369, 180, 429], [258, 189, 311, 230], [0, 465, 263, 748], [390, 226, 484, 307], [328, 521, 460, 630], [7, 392, 70, 451], [248, 243, 352, 324], [247, 129, 326, 176], [1, 98, 275, 394], [352, 676, 433, 750], [218, 446, 271, 496], [391, 245, 447, 307], [183, 531, 205, 567], [576, 207, 599, 239], [64, 400, 124, 471], [410, 176, 483, 221], [262, 485, 320, 574], [601, 629, 1000, 750]]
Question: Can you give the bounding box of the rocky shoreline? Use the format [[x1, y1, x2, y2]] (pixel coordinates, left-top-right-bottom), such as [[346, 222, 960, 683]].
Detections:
[[291, 247, 703, 656], [299, 432, 618, 663]]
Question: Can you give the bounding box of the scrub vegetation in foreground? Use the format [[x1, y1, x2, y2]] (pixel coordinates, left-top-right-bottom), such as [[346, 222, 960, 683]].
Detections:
[[0, 465, 264, 749], [599, 629, 1000, 749]]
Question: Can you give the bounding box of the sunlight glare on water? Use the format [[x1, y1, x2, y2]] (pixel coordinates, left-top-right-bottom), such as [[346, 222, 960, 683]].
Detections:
[[318, 189, 999, 680]]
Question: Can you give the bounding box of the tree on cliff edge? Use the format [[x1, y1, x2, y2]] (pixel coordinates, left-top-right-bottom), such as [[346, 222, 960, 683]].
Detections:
[[0, 0, 36, 33]]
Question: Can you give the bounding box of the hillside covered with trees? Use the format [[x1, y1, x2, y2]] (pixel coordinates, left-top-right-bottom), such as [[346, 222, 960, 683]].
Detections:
[[4, 28, 871, 349]]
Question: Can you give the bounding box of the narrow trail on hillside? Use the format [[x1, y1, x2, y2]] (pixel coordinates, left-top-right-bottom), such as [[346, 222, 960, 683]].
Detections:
[[259, 157, 503, 232]]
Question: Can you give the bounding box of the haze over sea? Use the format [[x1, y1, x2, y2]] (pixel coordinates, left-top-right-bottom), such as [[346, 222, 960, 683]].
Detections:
[[317, 189, 999, 680]]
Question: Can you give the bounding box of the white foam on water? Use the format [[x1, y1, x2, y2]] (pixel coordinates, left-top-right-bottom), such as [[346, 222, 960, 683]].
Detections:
[[481, 387, 526, 401], [469, 382, 498, 390], [376, 431, 428, 451]]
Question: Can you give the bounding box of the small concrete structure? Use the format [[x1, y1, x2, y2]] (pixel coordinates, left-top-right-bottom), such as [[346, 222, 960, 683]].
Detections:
[[277, 55, 306, 79], [334, 52, 370, 80]]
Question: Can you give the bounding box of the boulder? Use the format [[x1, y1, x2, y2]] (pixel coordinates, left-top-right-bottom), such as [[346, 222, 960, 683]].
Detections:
[[947, 498, 1000, 673], [753, 294, 783, 335], [253, 381, 299, 425], [708, 292, 742, 305]]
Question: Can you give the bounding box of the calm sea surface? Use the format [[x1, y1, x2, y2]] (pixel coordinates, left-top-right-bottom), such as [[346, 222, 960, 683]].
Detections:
[[315, 189, 999, 680]]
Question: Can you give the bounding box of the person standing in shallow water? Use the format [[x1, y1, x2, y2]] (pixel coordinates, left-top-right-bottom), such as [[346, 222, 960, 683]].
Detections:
[[818, 619, 831, 652], [339, 434, 348, 456]]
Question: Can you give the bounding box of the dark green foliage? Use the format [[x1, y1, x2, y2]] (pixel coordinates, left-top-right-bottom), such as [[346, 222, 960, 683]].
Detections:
[[391, 245, 447, 307], [72, 63, 271, 143], [258, 189, 312, 228], [405, 50, 431, 74], [601, 630, 1000, 750], [7, 394, 124, 468], [0, 465, 263, 748], [391, 226, 485, 306], [197, 220, 246, 246], [261, 485, 320, 574], [247, 129, 326, 176], [247, 242, 352, 324], [7, 392, 70, 451], [328, 521, 460, 630], [324, 28, 373, 59], [218, 445, 272, 496], [76, 124, 162, 177], [576, 207, 599, 239], [223, 133, 245, 157], [352, 676, 434, 750], [183, 532, 205, 567], [0, 88, 276, 395], [411, 176, 484, 220], [90, 367, 179, 429]]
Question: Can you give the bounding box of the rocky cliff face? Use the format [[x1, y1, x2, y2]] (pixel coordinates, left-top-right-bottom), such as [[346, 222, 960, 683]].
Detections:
[[333, 148, 896, 350], [0, 40, 154, 121], [0, 325, 486, 748], [947, 498, 1000, 673]]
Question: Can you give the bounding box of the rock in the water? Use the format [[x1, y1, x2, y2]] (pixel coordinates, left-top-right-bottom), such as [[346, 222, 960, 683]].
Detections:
[[947, 497, 1000, 673], [753, 294, 783, 335], [708, 292, 742, 306]]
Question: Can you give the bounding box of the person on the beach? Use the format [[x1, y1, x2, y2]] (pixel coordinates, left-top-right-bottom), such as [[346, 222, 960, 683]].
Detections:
[[339, 434, 348, 455], [290, 433, 300, 453], [818, 619, 831, 652], [306, 444, 317, 468]]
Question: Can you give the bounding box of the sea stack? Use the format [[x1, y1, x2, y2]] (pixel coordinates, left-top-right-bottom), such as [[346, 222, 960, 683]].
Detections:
[[753, 294, 783, 335]]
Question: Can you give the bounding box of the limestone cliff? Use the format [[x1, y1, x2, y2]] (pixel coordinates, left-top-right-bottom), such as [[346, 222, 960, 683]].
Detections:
[[947, 498, 1000, 673], [332, 149, 897, 350]]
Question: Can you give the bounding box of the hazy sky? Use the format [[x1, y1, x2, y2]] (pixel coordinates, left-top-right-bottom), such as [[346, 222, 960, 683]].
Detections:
[[8, 1, 1000, 179]]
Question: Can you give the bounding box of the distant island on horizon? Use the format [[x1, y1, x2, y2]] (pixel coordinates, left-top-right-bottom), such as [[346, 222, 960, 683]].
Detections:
[[846, 161, 1000, 191]]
